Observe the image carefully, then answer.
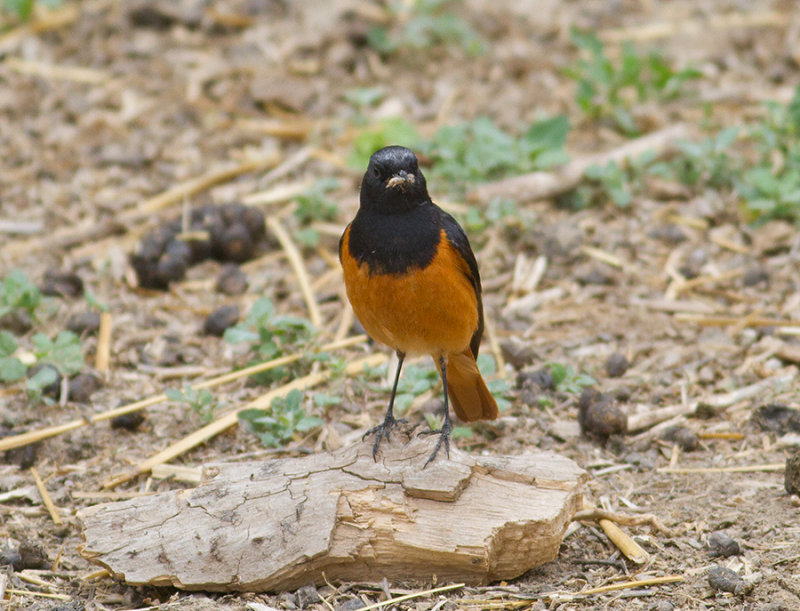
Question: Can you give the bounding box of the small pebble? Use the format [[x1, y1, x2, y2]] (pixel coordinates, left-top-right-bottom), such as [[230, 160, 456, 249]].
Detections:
[[752, 403, 800, 435], [517, 367, 555, 391], [0, 541, 49, 570], [240, 206, 267, 241], [660, 425, 699, 452], [110, 412, 146, 432], [218, 223, 254, 262], [575, 264, 615, 286], [41, 269, 84, 298], [605, 352, 629, 378], [296, 585, 321, 609], [68, 373, 101, 403], [66, 311, 101, 335], [4, 443, 38, 469], [578, 387, 627, 438], [155, 253, 189, 285], [164, 239, 192, 265], [0, 309, 33, 334], [648, 224, 686, 244], [647, 601, 674, 611], [707, 531, 741, 557], [216, 264, 249, 295], [743, 265, 769, 287], [335, 599, 366, 611], [707, 565, 745, 595], [500, 337, 535, 369], [784, 451, 800, 496], [204, 305, 239, 337]]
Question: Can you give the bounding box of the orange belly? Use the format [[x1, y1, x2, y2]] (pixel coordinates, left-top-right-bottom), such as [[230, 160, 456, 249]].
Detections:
[[341, 228, 478, 357]]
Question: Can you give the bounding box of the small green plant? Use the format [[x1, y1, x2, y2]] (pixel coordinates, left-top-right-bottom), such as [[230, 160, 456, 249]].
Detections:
[[390, 363, 441, 414], [421, 115, 569, 188], [0, 269, 43, 320], [367, 0, 484, 57], [546, 362, 596, 395], [567, 29, 700, 135], [0, 330, 25, 382], [238, 389, 324, 447], [293, 178, 340, 248], [165, 385, 220, 422], [659, 127, 741, 189], [348, 118, 420, 170], [224, 298, 315, 384], [31, 330, 83, 376], [737, 85, 800, 223]]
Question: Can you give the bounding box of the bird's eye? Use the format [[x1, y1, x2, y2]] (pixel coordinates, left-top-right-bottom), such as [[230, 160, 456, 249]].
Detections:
[[372, 167, 380, 179]]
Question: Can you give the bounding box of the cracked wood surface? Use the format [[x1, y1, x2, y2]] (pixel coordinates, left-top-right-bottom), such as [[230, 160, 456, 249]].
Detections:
[[78, 435, 587, 592]]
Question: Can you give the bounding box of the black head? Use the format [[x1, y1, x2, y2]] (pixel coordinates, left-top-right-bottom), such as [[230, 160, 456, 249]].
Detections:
[[359, 146, 429, 213]]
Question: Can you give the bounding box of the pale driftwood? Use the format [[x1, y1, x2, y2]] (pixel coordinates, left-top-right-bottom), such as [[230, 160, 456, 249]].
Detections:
[[78, 435, 587, 592], [468, 123, 689, 204]]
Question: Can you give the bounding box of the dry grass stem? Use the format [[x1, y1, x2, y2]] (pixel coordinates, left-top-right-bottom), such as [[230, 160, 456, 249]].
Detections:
[[30, 467, 62, 525], [267, 216, 323, 328], [94, 311, 112, 374]]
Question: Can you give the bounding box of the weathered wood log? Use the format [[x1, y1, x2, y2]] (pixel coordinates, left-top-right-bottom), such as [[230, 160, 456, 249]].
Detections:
[[78, 434, 587, 592]]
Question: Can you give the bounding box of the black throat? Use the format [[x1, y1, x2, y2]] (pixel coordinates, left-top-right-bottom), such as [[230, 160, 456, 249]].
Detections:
[[347, 203, 442, 275]]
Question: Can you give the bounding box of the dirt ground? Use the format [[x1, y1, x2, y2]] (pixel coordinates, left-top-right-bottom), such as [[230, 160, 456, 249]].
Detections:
[[2, 0, 800, 609]]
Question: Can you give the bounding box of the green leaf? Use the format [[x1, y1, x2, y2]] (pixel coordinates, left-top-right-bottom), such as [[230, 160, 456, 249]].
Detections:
[[0, 356, 26, 382], [165, 388, 185, 402], [0, 330, 17, 357], [27, 365, 57, 390]]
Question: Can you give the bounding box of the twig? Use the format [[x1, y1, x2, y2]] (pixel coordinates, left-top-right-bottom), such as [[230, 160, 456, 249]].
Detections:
[[0, 219, 43, 235], [657, 464, 784, 474], [122, 154, 281, 221], [5, 588, 71, 601], [5, 57, 107, 83], [102, 353, 386, 488], [94, 312, 112, 374], [699, 432, 744, 440], [598, 10, 783, 43], [598, 518, 649, 564], [582, 575, 684, 595], [675, 313, 800, 327], [573, 508, 674, 535], [30, 468, 62, 525], [483, 315, 507, 380], [468, 124, 689, 204], [243, 180, 313, 206], [0, 3, 79, 53], [356, 583, 464, 611], [0, 336, 366, 452], [626, 371, 797, 432], [267, 216, 323, 328]]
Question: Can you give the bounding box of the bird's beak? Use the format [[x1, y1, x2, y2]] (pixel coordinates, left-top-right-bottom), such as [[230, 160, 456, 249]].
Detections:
[[386, 170, 415, 189]]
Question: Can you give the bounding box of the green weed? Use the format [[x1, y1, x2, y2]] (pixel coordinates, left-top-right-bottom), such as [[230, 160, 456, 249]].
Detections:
[[566, 29, 700, 135], [224, 298, 315, 384], [293, 178, 340, 248], [0, 269, 43, 321], [238, 389, 324, 448], [0, 331, 25, 382], [422, 115, 569, 187], [31, 330, 83, 376], [348, 117, 420, 170], [367, 0, 484, 57], [546, 362, 596, 395], [165, 385, 220, 422]]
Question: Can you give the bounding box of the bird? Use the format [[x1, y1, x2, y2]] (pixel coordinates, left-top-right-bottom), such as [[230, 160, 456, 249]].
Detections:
[[339, 145, 498, 466]]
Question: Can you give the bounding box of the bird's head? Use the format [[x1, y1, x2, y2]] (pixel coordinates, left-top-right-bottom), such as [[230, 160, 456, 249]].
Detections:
[[360, 146, 429, 213]]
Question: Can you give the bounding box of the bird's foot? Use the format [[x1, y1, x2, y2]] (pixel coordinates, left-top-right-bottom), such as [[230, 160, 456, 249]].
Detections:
[[419, 420, 452, 468], [363, 413, 408, 460]]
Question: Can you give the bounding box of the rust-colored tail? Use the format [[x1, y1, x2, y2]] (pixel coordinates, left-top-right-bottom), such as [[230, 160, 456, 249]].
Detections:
[[441, 349, 499, 423]]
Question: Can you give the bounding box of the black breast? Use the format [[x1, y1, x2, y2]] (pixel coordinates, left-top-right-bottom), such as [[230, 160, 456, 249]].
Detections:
[[347, 203, 442, 275]]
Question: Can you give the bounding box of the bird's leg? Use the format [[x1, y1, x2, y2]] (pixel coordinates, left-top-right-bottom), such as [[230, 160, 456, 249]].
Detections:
[[420, 354, 452, 467], [363, 351, 407, 460]]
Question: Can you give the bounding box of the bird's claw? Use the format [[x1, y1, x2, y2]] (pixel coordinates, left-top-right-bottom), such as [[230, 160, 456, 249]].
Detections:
[[364, 413, 408, 460], [419, 422, 452, 468]]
